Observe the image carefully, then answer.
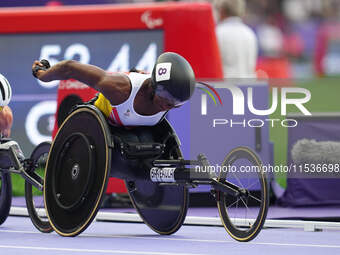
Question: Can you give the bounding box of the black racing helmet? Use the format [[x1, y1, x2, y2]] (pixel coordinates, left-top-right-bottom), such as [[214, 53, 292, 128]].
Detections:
[[151, 52, 195, 105]]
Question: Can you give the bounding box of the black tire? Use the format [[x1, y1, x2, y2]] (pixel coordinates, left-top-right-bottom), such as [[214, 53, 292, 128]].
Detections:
[[125, 120, 189, 235], [44, 106, 111, 237], [25, 141, 53, 233], [217, 146, 269, 242], [57, 94, 83, 128], [0, 172, 12, 225]]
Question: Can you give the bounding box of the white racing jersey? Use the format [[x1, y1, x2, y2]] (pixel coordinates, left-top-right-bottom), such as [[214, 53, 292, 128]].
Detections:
[[94, 72, 167, 126]]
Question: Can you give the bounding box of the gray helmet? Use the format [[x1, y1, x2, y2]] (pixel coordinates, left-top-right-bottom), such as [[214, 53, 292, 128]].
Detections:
[[151, 52, 195, 105]]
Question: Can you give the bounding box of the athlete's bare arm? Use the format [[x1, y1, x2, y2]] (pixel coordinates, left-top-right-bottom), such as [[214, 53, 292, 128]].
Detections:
[[0, 106, 13, 138], [32, 60, 131, 104]]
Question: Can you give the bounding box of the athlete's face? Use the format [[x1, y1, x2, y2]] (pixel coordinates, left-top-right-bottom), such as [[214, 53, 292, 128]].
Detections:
[[153, 94, 180, 111]]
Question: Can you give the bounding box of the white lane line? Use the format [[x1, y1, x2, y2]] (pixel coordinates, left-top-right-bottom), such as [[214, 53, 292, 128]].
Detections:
[[250, 242, 340, 249], [0, 229, 39, 234], [11, 207, 340, 231], [0, 245, 205, 255], [82, 234, 340, 248], [1, 229, 340, 249]]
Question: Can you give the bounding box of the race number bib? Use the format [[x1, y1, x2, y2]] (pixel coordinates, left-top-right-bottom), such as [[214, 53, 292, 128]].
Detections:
[[155, 62, 172, 82]]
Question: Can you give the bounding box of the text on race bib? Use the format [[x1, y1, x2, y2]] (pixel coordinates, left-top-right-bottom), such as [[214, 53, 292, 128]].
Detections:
[[155, 62, 172, 82]]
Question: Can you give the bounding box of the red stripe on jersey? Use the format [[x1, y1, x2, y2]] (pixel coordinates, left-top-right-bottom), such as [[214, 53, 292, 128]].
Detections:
[[112, 107, 123, 126], [109, 111, 117, 125]]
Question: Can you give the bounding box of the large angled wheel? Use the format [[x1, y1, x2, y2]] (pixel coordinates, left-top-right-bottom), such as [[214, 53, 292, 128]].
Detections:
[[25, 141, 53, 233], [217, 146, 269, 242], [125, 120, 189, 235], [44, 105, 111, 236]]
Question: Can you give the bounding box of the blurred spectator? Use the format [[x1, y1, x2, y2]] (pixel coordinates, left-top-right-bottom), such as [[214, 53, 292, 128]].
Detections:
[[214, 0, 258, 78], [255, 17, 293, 80], [257, 22, 284, 57]]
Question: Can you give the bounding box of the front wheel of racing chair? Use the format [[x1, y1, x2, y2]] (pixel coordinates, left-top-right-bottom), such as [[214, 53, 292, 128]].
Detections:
[[217, 146, 269, 242], [25, 142, 53, 233]]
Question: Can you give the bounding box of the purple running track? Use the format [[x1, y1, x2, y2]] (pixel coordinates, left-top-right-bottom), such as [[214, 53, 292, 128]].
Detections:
[[0, 215, 340, 255]]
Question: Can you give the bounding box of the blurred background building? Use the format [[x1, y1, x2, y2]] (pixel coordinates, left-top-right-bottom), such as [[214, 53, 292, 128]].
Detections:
[[2, 0, 340, 78]]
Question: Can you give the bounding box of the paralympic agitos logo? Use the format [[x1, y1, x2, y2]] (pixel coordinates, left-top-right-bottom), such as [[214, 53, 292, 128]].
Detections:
[[198, 82, 311, 128]]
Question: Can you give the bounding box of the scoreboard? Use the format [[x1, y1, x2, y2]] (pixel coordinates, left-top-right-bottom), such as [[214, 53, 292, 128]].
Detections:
[[0, 2, 223, 193]]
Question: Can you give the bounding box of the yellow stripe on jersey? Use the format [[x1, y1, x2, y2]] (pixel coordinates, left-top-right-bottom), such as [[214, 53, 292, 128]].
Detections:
[[94, 93, 112, 118]]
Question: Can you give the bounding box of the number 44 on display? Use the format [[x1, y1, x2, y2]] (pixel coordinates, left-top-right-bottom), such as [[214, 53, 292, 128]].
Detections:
[[38, 42, 158, 88]]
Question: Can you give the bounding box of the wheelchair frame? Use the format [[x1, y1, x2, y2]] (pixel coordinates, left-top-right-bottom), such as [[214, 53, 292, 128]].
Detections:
[[0, 139, 51, 231], [0, 104, 269, 242], [0, 140, 44, 191], [43, 105, 268, 241]]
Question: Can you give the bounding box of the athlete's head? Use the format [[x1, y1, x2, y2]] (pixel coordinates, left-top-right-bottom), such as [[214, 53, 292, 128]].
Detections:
[[151, 52, 195, 109], [214, 0, 246, 20], [0, 74, 12, 107]]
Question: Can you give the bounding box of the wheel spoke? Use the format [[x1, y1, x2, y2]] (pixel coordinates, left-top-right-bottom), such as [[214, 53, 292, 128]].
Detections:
[[239, 197, 249, 227], [235, 198, 239, 225], [230, 171, 244, 189], [239, 196, 248, 209], [226, 197, 241, 209], [249, 194, 262, 203], [245, 180, 260, 190]]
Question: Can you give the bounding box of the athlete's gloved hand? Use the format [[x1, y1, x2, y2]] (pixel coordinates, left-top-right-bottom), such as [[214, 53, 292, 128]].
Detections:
[[32, 59, 51, 78]]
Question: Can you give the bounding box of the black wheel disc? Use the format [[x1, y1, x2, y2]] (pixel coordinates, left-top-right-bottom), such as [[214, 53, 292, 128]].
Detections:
[[125, 119, 189, 235], [44, 105, 111, 236], [53, 133, 95, 211]]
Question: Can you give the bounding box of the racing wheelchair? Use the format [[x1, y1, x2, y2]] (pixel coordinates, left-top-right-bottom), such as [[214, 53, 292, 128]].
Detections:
[[0, 103, 268, 242], [0, 138, 52, 232], [41, 104, 269, 242]]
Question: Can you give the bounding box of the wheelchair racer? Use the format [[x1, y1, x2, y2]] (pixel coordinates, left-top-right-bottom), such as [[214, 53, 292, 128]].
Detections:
[[32, 52, 196, 127], [0, 74, 13, 138], [0, 74, 24, 165]]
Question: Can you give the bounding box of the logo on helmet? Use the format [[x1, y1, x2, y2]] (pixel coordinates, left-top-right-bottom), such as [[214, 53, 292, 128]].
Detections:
[[158, 68, 167, 76], [155, 63, 172, 82]]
